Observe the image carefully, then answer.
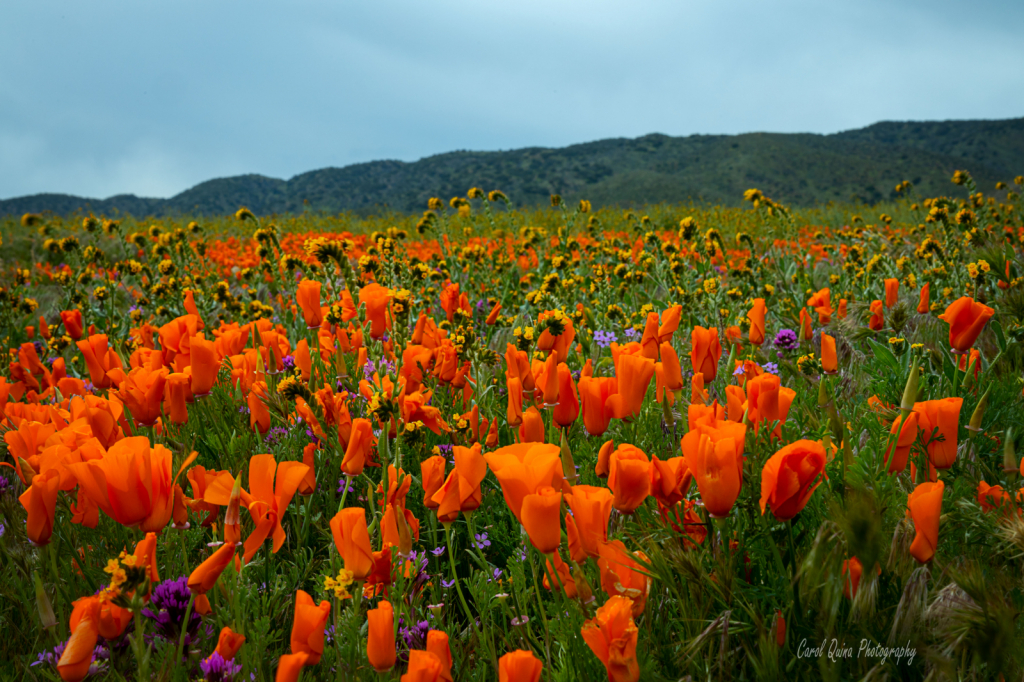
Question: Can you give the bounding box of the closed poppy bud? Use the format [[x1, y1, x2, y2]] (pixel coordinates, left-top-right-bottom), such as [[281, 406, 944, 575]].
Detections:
[[425, 630, 454, 682], [341, 418, 375, 476], [841, 556, 863, 599], [821, 334, 837, 374], [747, 298, 766, 346], [914, 398, 962, 469], [188, 541, 237, 614], [553, 363, 580, 428], [917, 283, 930, 314], [60, 309, 84, 340], [485, 302, 502, 325], [330, 508, 373, 580], [682, 430, 741, 519], [403, 650, 445, 682], [581, 595, 640, 682], [359, 283, 393, 340], [521, 486, 563, 554], [884, 278, 899, 308], [58, 606, 99, 682], [907, 480, 944, 563], [868, 300, 884, 330], [18, 469, 60, 546], [566, 485, 613, 558], [759, 440, 827, 520], [296, 279, 323, 329], [484, 413, 499, 447], [506, 376, 524, 428], [498, 650, 543, 682], [518, 405, 545, 443], [296, 443, 317, 496], [421, 456, 446, 509], [248, 382, 271, 434], [214, 626, 246, 661], [639, 312, 661, 359], [607, 444, 651, 514], [275, 653, 308, 682], [367, 600, 396, 672], [290, 589, 330, 664], [775, 610, 786, 647], [166, 373, 191, 424], [799, 308, 813, 341], [939, 296, 994, 352], [837, 298, 848, 319], [690, 326, 722, 381]]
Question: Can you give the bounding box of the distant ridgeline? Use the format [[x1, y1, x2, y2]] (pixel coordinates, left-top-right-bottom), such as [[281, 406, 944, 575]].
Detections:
[[3, 117, 1023, 217]]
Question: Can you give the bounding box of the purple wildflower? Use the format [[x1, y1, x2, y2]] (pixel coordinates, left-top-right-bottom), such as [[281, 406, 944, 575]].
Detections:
[[441, 578, 456, 589], [200, 652, 243, 681], [472, 533, 491, 551], [431, 546, 447, 557], [773, 329, 799, 351], [593, 330, 617, 348], [142, 576, 202, 642], [762, 362, 780, 375]]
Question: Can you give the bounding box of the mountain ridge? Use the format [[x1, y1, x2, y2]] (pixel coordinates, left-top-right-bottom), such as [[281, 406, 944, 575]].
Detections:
[[3, 117, 1022, 218]]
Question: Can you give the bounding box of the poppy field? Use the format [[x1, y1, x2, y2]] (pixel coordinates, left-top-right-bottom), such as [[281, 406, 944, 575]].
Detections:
[[2, 174, 1024, 681]]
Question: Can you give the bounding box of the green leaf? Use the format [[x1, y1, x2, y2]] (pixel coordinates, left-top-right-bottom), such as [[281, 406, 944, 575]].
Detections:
[[942, 350, 956, 388], [992, 319, 1006, 353], [866, 338, 900, 374]]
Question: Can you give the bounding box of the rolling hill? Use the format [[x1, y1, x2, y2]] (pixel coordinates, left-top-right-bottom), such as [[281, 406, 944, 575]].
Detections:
[[3, 117, 1022, 218]]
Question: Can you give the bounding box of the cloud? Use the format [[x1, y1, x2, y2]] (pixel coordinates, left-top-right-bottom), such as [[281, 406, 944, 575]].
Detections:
[[1, 0, 1022, 199]]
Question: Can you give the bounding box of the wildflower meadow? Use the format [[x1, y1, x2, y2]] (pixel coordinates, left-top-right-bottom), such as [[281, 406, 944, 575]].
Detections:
[[1, 173, 1024, 681]]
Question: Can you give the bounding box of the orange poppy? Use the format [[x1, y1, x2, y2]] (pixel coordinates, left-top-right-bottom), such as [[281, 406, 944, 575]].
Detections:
[[425, 630, 454, 682], [907, 480, 944, 563], [821, 334, 837, 374], [747, 298, 766, 346], [607, 444, 650, 514], [552, 363, 580, 428], [914, 398, 962, 469], [240, 454, 310, 563], [606, 352, 655, 421], [290, 589, 331, 664], [213, 626, 246, 661], [565, 485, 613, 558], [498, 650, 543, 682], [580, 594, 640, 682], [296, 279, 323, 328], [939, 296, 995, 352], [432, 443, 488, 523], [868, 300, 884, 330], [597, 541, 651, 617], [483, 443, 562, 523], [60, 309, 84, 340], [275, 653, 309, 682], [359, 283, 393, 340], [58, 602, 99, 682], [341, 418, 376, 476], [521, 485, 563, 554], [682, 429, 742, 518], [188, 542, 237, 615], [917, 283, 930, 314], [884, 278, 899, 308], [403, 650, 445, 682], [330, 507, 374, 580], [759, 440, 826, 520], [579, 375, 617, 436], [18, 468, 60, 546], [420, 456, 447, 510], [118, 366, 168, 427], [690, 326, 722, 381], [367, 600, 396, 672]]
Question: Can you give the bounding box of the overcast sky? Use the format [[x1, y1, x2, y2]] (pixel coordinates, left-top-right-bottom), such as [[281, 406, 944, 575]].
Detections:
[[2, 0, 1022, 200]]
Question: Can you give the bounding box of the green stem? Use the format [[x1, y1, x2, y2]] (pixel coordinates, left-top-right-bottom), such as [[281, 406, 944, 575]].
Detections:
[[175, 594, 195, 667], [444, 523, 496, 674], [528, 549, 554, 675], [785, 520, 803, 626]]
